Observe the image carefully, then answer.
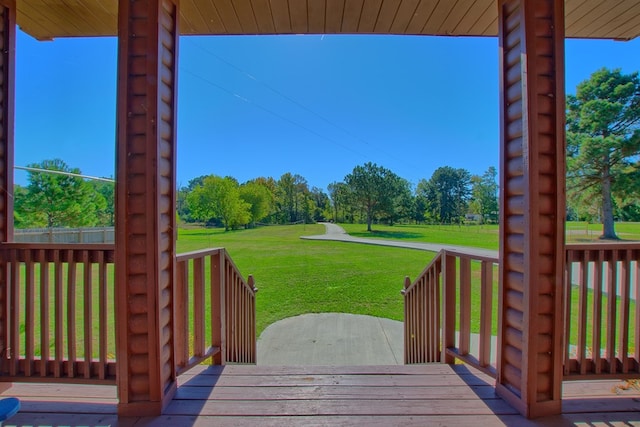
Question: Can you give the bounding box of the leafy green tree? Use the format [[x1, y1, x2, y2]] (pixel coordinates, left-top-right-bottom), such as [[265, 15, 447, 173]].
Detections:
[[19, 159, 105, 228], [327, 181, 351, 223], [420, 166, 471, 224], [240, 180, 273, 226], [567, 68, 640, 239], [309, 187, 330, 222], [89, 180, 115, 226], [470, 166, 499, 224], [187, 175, 250, 231], [344, 162, 405, 231]]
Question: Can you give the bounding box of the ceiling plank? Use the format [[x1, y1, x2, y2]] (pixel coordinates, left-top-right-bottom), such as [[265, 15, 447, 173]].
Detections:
[[250, 0, 276, 33], [422, 1, 456, 34], [289, 0, 308, 33], [341, 0, 364, 33], [404, 0, 438, 35], [389, 0, 421, 34], [231, 0, 259, 33], [179, 0, 208, 33], [325, 0, 345, 33], [308, 0, 326, 33], [373, 0, 402, 33], [358, 0, 383, 32], [270, 0, 292, 33], [464, 0, 495, 36], [212, 0, 243, 34]]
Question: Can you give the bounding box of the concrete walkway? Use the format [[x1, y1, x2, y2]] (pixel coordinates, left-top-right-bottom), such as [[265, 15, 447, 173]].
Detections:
[[256, 223, 499, 366], [257, 313, 403, 365], [301, 222, 498, 259]]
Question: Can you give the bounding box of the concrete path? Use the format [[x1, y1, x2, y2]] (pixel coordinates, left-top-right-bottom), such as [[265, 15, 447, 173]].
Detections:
[[301, 222, 498, 259], [257, 313, 404, 365]]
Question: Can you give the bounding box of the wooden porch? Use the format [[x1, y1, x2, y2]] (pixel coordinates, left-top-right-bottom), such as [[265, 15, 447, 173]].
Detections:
[[2, 364, 639, 426], [3, 0, 640, 421]]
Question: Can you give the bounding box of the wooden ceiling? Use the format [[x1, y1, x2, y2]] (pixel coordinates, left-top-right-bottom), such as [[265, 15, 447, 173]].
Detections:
[[17, 0, 640, 41]]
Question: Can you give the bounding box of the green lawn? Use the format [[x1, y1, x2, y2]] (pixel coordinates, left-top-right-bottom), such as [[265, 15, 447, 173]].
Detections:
[[340, 223, 499, 250], [177, 225, 432, 335]]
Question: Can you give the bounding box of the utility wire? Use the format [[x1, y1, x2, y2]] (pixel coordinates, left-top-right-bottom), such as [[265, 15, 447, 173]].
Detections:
[[184, 39, 417, 168], [180, 67, 368, 159], [15, 166, 115, 183]]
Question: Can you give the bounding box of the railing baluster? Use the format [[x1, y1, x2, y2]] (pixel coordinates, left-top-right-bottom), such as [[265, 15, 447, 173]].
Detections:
[[25, 249, 34, 376], [459, 256, 471, 356], [592, 250, 603, 374], [577, 251, 588, 375], [194, 257, 205, 359], [9, 249, 20, 376], [39, 249, 50, 377], [619, 249, 630, 374], [606, 251, 617, 374], [83, 250, 92, 379], [98, 250, 107, 380], [67, 249, 77, 378], [54, 249, 64, 378], [479, 260, 493, 367], [174, 258, 188, 369], [563, 253, 573, 376], [443, 253, 456, 364]]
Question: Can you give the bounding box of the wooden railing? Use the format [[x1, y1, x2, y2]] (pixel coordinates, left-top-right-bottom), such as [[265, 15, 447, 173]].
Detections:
[[0, 243, 116, 383], [402, 255, 441, 364], [0, 244, 257, 384], [403, 249, 499, 376], [564, 243, 640, 379], [404, 243, 640, 382], [175, 248, 257, 374]]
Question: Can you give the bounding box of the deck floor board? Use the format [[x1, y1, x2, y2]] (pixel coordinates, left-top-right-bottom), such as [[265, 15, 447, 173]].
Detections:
[[2, 364, 639, 426]]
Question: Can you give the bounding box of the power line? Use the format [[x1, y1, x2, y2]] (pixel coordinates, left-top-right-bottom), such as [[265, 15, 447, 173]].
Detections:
[[15, 166, 115, 183], [180, 67, 368, 159], [185, 38, 420, 169]]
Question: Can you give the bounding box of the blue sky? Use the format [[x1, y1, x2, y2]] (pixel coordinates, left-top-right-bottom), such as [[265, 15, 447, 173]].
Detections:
[[15, 30, 640, 191]]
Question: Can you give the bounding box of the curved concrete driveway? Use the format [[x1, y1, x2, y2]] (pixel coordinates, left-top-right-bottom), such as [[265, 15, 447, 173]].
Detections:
[[301, 222, 498, 259]]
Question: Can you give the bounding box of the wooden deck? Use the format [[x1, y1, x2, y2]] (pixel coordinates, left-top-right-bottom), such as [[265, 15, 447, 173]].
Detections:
[[1, 364, 639, 426]]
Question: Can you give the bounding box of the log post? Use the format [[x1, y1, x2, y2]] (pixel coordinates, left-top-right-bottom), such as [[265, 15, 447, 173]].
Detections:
[[496, 0, 566, 418], [115, 0, 179, 416]]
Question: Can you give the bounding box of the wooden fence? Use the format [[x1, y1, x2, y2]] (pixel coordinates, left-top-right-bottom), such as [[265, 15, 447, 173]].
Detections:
[[14, 227, 114, 244]]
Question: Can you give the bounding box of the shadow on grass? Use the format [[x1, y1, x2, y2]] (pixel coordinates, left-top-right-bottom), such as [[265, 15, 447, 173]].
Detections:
[[349, 230, 422, 240]]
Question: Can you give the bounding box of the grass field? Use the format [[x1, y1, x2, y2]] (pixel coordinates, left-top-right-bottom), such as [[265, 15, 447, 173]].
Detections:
[[177, 225, 432, 335]]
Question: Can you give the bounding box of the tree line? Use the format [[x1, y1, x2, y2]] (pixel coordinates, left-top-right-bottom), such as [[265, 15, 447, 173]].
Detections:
[[13, 68, 639, 239], [176, 163, 498, 231]]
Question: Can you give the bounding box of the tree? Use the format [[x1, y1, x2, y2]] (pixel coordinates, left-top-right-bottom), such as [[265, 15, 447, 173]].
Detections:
[[344, 162, 404, 231], [567, 68, 640, 239], [239, 180, 273, 226], [327, 181, 350, 223], [420, 166, 471, 224], [89, 180, 115, 226], [187, 175, 250, 231], [19, 159, 105, 228], [470, 166, 499, 224]]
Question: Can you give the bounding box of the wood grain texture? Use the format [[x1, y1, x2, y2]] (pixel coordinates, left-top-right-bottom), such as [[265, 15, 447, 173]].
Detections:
[[14, 0, 640, 39]]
